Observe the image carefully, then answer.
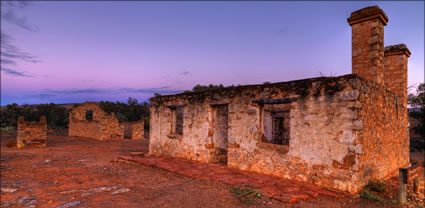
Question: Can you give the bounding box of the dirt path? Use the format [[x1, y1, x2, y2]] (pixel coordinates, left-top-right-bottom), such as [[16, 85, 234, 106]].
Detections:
[[0, 133, 416, 208]]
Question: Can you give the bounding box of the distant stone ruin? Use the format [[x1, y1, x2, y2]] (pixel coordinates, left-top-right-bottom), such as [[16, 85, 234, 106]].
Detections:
[[148, 6, 411, 194], [17, 116, 47, 148], [69, 102, 123, 140], [120, 121, 144, 140], [69, 102, 144, 140]]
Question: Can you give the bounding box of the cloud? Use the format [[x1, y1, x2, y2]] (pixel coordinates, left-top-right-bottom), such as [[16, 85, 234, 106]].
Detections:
[[45, 87, 182, 95], [1, 67, 33, 77], [1, 58, 16, 65], [0, 2, 41, 78], [33, 93, 56, 100], [275, 26, 289, 35], [2, 8, 39, 32], [1, 32, 40, 64], [117, 87, 181, 94], [180, 71, 190, 76], [1, 51, 39, 63]]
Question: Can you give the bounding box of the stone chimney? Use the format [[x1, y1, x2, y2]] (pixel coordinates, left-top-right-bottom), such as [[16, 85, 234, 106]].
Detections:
[[384, 44, 410, 108], [348, 6, 388, 86]]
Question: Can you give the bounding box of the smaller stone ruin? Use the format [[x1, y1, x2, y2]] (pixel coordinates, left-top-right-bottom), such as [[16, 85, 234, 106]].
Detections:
[[69, 102, 123, 140], [69, 102, 145, 140], [120, 120, 144, 140], [17, 116, 47, 148]]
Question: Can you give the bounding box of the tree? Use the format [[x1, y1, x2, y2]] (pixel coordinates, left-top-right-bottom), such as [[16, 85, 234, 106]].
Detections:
[[191, 84, 224, 92], [408, 82, 425, 137]]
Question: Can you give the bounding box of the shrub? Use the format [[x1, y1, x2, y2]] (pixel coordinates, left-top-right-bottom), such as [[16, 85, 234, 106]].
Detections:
[[360, 188, 385, 202], [230, 185, 262, 205], [1, 126, 15, 132], [365, 179, 386, 193]]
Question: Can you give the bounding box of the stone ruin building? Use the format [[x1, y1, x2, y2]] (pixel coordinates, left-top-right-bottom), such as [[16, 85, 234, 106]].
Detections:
[[69, 102, 144, 140], [17, 116, 47, 148], [121, 121, 144, 140], [149, 6, 411, 193]]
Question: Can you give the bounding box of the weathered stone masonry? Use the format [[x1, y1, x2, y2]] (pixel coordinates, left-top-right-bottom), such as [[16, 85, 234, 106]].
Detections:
[[17, 116, 47, 148], [69, 102, 123, 140], [149, 6, 411, 194], [69, 102, 144, 140], [120, 121, 144, 140]]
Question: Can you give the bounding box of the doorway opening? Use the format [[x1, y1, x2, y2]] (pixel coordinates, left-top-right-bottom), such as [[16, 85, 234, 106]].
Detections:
[[213, 104, 229, 164]]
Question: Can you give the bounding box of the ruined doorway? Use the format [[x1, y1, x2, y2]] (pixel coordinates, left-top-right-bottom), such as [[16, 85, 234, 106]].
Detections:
[[213, 104, 229, 164], [123, 124, 132, 139]]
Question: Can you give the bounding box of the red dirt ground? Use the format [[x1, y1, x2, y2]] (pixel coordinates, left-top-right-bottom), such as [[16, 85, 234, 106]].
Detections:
[[0, 132, 422, 208]]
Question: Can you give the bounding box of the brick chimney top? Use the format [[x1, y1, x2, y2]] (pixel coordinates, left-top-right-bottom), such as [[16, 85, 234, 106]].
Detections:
[[348, 5, 389, 26], [384, 44, 411, 57]]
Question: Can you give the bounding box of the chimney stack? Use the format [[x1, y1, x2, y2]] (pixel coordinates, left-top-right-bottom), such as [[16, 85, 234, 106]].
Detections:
[[384, 44, 411, 108], [348, 6, 388, 86]]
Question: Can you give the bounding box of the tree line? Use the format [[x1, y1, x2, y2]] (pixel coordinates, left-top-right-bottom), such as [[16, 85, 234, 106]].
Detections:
[[0, 97, 150, 130]]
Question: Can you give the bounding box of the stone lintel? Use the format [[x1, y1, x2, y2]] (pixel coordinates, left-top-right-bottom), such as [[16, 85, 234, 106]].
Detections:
[[384, 44, 411, 57], [167, 104, 186, 109], [252, 98, 297, 105], [347, 5, 389, 26]]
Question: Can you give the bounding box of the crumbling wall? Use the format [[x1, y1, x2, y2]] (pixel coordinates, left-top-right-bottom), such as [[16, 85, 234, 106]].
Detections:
[[120, 120, 144, 140], [149, 5, 410, 193], [17, 116, 47, 148], [69, 102, 123, 140], [150, 75, 394, 193]]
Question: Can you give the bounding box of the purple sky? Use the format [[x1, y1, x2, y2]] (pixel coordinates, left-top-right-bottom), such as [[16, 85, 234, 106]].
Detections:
[[1, 1, 424, 105]]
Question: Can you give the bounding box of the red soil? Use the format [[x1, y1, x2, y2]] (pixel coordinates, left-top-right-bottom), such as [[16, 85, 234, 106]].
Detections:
[[0, 132, 420, 207]]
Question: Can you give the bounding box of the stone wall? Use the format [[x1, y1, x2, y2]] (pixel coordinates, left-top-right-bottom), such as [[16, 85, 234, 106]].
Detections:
[[69, 102, 123, 140], [120, 120, 144, 140], [149, 5, 410, 194], [17, 116, 47, 148], [355, 78, 410, 182], [150, 74, 408, 193]]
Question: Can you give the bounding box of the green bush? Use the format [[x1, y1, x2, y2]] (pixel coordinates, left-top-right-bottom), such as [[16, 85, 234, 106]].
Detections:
[[230, 185, 262, 205], [1, 126, 15, 131], [365, 179, 386, 193]]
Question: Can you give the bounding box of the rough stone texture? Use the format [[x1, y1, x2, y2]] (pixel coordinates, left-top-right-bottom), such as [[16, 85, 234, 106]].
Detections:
[[384, 44, 410, 109], [69, 102, 123, 140], [355, 78, 410, 183], [148, 6, 410, 194], [348, 6, 387, 86], [17, 116, 47, 148], [120, 121, 144, 140], [150, 74, 408, 194]]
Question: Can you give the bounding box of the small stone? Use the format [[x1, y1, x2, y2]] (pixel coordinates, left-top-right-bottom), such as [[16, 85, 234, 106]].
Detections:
[[1, 187, 18, 193], [55, 201, 81, 208], [81, 192, 93, 197], [352, 120, 363, 130], [18, 196, 33, 204], [26, 199, 38, 205], [111, 188, 130, 195], [340, 90, 360, 101], [130, 152, 145, 156]]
